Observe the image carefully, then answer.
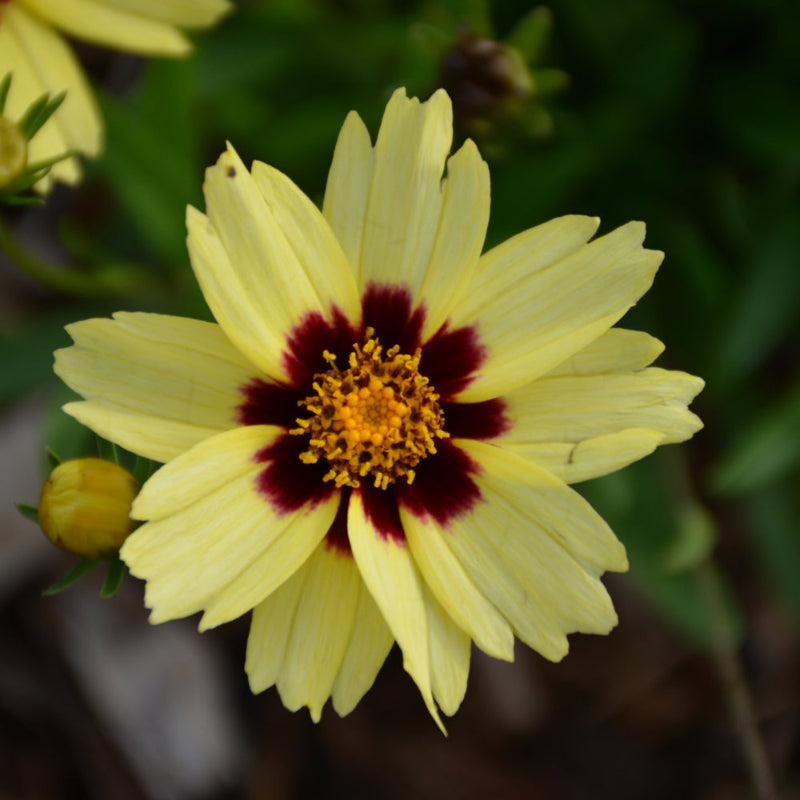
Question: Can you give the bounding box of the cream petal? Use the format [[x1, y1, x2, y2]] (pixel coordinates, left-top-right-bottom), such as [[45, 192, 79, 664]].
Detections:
[[127, 477, 335, 626], [424, 583, 471, 717], [347, 490, 444, 732], [441, 440, 625, 661], [55, 313, 255, 461], [417, 139, 491, 339], [189, 145, 359, 383], [186, 204, 283, 380], [322, 111, 374, 283], [246, 559, 307, 694], [356, 88, 452, 293], [122, 468, 270, 622], [198, 491, 339, 630], [500, 368, 705, 450], [543, 328, 665, 376], [80, 0, 232, 27], [323, 92, 489, 337], [248, 527, 395, 720], [275, 544, 361, 721], [121, 424, 336, 625], [516, 429, 665, 484], [331, 578, 394, 716], [450, 219, 663, 401], [402, 507, 514, 661], [1, 5, 100, 187], [62, 400, 221, 464], [132, 425, 281, 521], [250, 160, 360, 320], [20, 0, 193, 56]]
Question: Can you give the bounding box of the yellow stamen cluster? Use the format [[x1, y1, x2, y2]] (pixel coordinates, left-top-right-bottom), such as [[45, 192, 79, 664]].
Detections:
[[293, 332, 448, 490]]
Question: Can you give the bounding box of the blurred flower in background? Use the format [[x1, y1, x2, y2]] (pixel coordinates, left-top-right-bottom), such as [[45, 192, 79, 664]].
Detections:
[[414, 4, 568, 152], [53, 87, 702, 729], [0, 72, 75, 204], [0, 0, 232, 191]]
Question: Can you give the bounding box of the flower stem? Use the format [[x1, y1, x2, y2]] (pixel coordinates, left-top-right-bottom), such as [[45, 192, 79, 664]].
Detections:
[[0, 214, 149, 300], [696, 560, 779, 800]]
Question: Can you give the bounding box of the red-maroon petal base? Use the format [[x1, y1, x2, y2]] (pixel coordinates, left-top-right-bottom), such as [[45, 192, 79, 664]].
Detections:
[[238, 283, 509, 549]]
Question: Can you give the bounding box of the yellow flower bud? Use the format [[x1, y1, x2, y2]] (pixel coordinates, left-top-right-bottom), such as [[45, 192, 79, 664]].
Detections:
[[0, 117, 28, 188], [38, 458, 140, 559]]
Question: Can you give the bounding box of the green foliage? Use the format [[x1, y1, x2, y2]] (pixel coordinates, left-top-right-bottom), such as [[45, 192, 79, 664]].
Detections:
[[15, 502, 39, 523], [100, 555, 127, 598], [42, 558, 102, 596], [581, 453, 742, 648]]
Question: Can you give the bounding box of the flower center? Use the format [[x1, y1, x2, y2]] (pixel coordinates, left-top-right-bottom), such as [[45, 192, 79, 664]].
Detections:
[[292, 330, 448, 490]]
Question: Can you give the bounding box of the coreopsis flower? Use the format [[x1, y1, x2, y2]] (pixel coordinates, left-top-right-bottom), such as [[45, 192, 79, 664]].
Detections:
[[54, 88, 703, 729], [0, 0, 231, 190], [38, 458, 139, 559]]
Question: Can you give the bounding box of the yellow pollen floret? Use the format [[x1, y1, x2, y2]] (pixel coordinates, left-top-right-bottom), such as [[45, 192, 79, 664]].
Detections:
[[292, 330, 448, 490]]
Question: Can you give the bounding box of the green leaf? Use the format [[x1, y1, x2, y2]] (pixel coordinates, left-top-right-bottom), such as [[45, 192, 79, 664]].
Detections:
[[40, 386, 95, 471], [100, 555, 126, 598], [0, 193, 44, 207], [97, 89, 200, 264], [42, 558, 101, 596], [506, 6, 553, 64], [96, 437, 120, 465], [580, 452, 742, 648], [438, 0, 493, 36], [45, 446, 63, 470], [0, 72, 11, 115], [18, 91, 66, 140], [133, 456, 155, 486], [661, 503, 717, 573], [15, 502, 39, 523], [713, 228, 800, 389], [0, 309, 76, 405], [712, 376, 800, 495], [745, 482, 800, 627]]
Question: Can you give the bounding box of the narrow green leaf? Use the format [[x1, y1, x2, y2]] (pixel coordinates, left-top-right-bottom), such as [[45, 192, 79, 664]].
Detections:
[[580, 453, 742, 648], [712, 376, 800, 495], [42, 558, 101, 596], [746, 483, 800, 626], [1, 194, 44, 207], [17, 95, 50, 139], [0, 73, 11, 115], [662, 503, 717, 573], [45, 446, 63, 469], [20, 92, 65, 139], [133, 456, 155, 486], [506, 6, 553, 64], [531, 68, 570, 96], [15, 502, 39, 523], [100, 555, 126, 598], [97, 437, 120, 464]]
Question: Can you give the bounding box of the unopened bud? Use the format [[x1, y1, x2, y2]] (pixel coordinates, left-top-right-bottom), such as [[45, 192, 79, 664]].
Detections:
[[38, 458, 139, 559], [0, 117, 28, 188], [440, 32, 533, 125]]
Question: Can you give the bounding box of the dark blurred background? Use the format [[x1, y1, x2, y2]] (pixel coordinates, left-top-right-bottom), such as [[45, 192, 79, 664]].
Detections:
[[2, 1, 799, 797]]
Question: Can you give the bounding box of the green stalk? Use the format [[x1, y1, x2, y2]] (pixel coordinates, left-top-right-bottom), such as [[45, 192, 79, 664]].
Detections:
[[696, 560, 779, 800], [0, 214, 154, 300]]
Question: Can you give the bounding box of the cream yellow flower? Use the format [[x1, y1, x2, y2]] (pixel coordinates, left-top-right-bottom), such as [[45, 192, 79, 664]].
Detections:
[[54, 88, 703, 730], [0, 0, 231, 190]]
